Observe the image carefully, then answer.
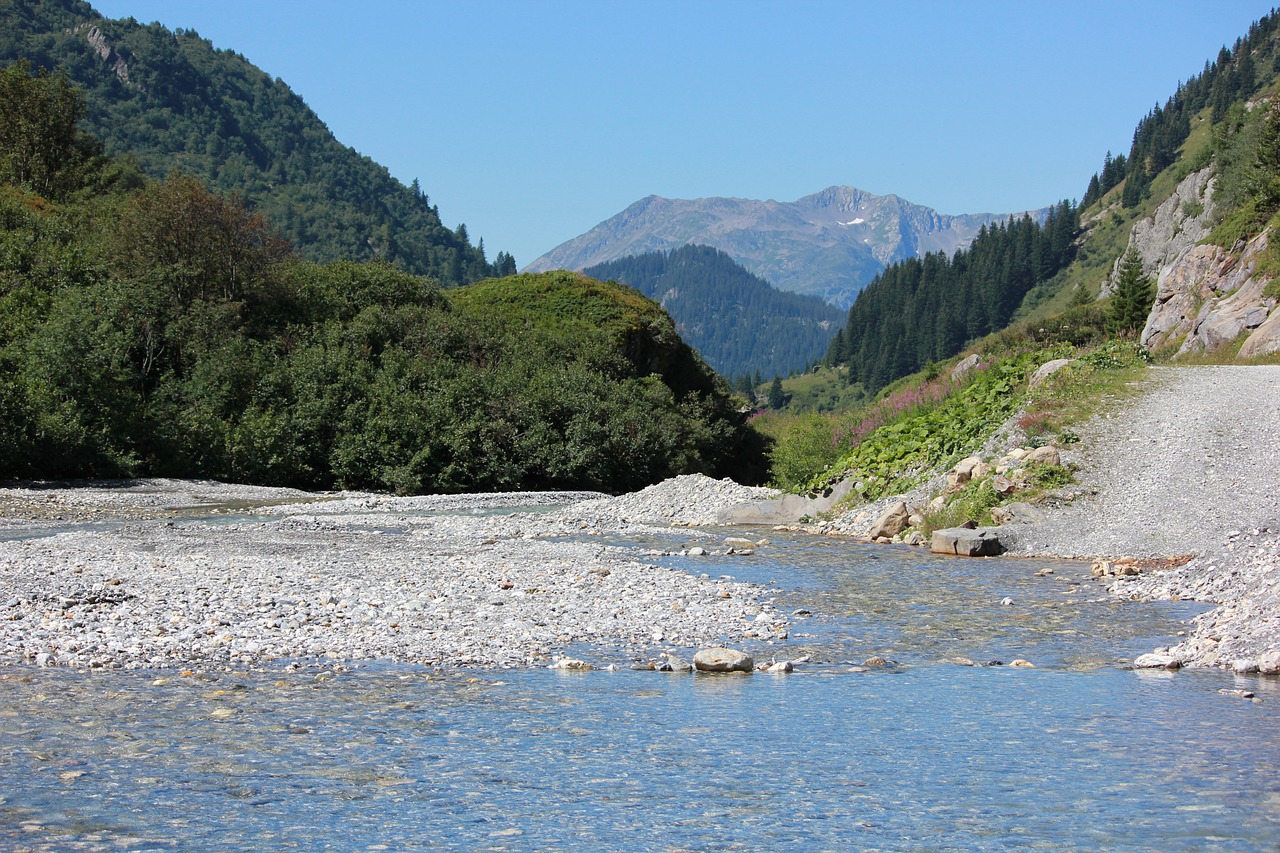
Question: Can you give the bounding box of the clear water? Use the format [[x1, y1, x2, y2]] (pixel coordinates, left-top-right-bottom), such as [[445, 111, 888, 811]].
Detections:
[[3, 531, 1279, 851]]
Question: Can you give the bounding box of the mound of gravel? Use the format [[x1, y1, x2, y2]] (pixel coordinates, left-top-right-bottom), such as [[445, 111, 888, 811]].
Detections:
[[560, 474, 781, 527]]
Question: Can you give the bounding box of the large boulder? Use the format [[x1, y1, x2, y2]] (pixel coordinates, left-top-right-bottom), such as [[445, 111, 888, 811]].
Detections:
[[930, 527, 1007, 556], [1028, 358, 1072, 389], [950, 354, 981, 382], [693, 648, 754, 673], [868, 501, 910, 539]]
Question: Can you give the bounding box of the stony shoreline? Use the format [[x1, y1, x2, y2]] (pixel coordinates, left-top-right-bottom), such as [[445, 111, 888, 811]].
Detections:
[[0, 477, 788, 672], [5, 363, 1279, 676], [813, 364, 1280, 671]]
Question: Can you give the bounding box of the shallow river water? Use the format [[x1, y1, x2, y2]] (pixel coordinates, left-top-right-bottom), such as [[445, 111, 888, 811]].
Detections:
[[3, 526, 1279, 851]]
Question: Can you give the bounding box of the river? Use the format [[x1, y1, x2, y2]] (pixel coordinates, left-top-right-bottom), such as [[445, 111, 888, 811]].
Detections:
[[2, 525, 1278, 851]]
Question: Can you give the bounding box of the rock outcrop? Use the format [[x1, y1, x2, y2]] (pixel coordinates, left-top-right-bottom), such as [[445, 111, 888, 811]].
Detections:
[[1122, 166, 1279, 356], [1104, 167, 1216, 301], [83, 25, 135, 89]]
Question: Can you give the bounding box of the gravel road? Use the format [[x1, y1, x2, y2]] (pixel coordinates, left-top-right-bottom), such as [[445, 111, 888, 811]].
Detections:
[[1009, 365, 1280, 669], [1010, 365, 1280, 560]]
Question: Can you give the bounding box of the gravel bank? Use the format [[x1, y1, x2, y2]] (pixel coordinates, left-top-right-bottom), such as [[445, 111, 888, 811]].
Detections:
[[1007, 365, 1280, 667], [0, 477, 787, 671]]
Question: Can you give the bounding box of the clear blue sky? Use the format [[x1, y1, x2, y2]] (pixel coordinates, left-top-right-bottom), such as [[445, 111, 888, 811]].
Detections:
[[91, 0, 1272, 269]]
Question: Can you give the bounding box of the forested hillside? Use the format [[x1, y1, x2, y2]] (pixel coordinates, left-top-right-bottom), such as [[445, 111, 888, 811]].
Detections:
[[0, 0, 513, 286], [824, 201, 1080, 393], [583, 245, 843, 380], [1084, 11, 1280, 211], [0, 62, 766, 492], [823, 11, 1280, 397]]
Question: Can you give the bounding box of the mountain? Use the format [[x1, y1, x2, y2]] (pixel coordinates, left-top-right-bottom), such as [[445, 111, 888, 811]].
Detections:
[[528, 186, 1047, 308], [825, 7, 1280, 395], [583, 245, 844, 380], [0, 0, 515, 286]]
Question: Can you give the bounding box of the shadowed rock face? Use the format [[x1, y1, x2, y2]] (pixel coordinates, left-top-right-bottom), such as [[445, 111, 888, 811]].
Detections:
[[527, 187, 1046, 308]]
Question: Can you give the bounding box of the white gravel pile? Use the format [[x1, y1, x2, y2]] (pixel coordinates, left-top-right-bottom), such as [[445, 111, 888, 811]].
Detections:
[[560, 474, 781, 527]]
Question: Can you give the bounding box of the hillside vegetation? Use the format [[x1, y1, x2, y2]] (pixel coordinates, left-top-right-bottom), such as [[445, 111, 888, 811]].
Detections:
[[0, 0, 512, 286], [0, 62, 766, 493], [583, 245, 843, 381]]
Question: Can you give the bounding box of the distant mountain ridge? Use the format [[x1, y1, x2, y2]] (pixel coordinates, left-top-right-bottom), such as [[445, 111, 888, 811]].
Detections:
[[528, 186, 1048, 307]]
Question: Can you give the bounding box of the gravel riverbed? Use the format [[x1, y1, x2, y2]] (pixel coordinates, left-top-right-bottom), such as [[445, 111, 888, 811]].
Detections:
[[3, 365, 1277, 673], [0, 477, 788, 671]]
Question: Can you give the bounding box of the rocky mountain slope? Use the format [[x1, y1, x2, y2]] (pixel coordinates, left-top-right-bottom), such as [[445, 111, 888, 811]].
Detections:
[[1108, 167, 1280, 358], [528, 186, 1046, 308]]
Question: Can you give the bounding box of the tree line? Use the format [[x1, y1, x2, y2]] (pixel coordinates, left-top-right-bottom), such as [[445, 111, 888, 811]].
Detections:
[[823, 201, 1080, 394], [1081, 8, 1280, 210]]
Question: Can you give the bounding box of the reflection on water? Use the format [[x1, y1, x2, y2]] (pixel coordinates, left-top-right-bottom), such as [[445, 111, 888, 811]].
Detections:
[[1, 531, 1277, 851]]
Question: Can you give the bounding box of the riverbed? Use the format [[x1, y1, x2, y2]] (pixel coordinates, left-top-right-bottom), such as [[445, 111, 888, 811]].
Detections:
[[2, 487, 1278, 850]]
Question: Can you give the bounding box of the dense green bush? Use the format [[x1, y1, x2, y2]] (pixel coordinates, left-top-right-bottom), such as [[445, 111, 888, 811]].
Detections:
[[0, 66, 768, 493]]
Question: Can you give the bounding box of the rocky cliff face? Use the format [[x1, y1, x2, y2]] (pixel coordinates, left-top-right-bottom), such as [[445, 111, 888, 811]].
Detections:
[[527, 187, 1045, 308], [1119, 167, 1280, 357]]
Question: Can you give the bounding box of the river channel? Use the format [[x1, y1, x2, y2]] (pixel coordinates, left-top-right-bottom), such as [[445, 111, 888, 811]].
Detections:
[[2, 520, 1278, 851]]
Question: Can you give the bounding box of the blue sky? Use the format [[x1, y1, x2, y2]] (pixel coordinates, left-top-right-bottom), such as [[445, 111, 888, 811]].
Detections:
[[92, 1, 1271, 269]]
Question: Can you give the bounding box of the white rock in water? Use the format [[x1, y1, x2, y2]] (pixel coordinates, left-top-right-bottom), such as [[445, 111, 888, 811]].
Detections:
[[693, 647, 754, 673], [549, 657, 593, 671], [1134, 653, 1181, 669]]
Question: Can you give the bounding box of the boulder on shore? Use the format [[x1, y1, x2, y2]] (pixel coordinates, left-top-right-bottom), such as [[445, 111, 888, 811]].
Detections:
[[931, 527, 1007, 556], [868, 501, 910, 540]]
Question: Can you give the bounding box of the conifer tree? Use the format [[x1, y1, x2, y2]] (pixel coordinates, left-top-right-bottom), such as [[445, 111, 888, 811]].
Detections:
[[1108, 248, 1154, 336], [767, 376, 786, 409]]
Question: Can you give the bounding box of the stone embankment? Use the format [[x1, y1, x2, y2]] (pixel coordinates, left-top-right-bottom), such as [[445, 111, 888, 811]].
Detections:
[[0, 477, 789, 671]]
